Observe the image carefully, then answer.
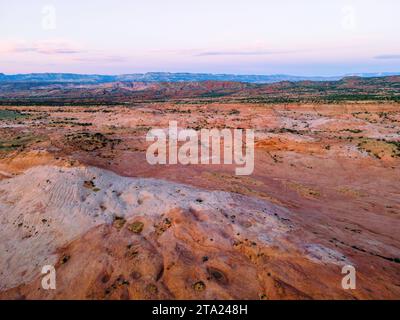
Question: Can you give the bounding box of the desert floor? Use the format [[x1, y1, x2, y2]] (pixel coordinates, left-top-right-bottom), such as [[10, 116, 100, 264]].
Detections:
[[0, 102, 399, 299]]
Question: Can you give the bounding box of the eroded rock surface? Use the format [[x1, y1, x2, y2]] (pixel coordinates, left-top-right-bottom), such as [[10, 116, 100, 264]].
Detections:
[[1, 102, 399, 300], [0, 165, 398, 299]]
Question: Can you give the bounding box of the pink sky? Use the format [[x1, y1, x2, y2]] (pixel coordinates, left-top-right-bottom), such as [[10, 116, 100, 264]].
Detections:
[[1, 0, 399, 75]]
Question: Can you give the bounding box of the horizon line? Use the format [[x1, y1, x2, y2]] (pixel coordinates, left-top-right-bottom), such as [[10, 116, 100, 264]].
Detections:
[[1, 71, 400, 78]]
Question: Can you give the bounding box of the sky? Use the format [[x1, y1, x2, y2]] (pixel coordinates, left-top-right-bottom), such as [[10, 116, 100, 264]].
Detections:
[[0, 0, 400, 76]]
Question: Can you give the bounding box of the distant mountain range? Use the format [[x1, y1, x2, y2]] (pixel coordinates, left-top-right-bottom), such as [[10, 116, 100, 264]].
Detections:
[[0, 72, 399, 84]]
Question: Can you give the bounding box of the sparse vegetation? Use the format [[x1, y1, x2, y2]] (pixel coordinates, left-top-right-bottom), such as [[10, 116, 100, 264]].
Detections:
[[357, 138, 400, 159], [0, 133, 45, 152], [65, 132, 120, 151], [0, 109, 30, 120]]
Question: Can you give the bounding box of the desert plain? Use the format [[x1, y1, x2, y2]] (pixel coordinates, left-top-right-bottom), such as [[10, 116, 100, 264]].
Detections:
[[0, 82, 399, 299]]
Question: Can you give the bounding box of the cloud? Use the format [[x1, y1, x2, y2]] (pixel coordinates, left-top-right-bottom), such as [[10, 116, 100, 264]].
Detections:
[[0, 39, 132, 68], [73, 55, 127, 63], [193, 48, 312, 57], [196, 50, 292, 57], [374, 54, 400, 60], [1, 40, 84, 55], [15, 47, 81, 55]]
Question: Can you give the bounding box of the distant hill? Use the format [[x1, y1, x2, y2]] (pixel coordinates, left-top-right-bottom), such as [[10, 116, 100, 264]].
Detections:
[[0, 75, 399, 105], [0, 72, 398, 84]]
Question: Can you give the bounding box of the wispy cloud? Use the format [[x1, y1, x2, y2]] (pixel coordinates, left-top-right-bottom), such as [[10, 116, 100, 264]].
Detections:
[[196, 50, 294, 57], [374, 54, 400, 60], [0, 40, 84, 55], [73, 55, 127, 63], [14, 47, 82, 55], [0, 39, 132, 69]]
